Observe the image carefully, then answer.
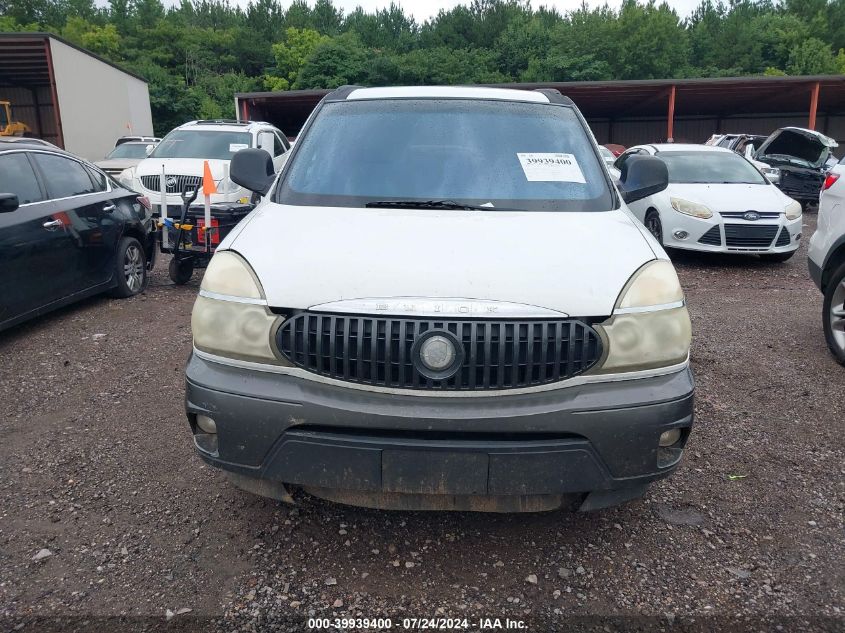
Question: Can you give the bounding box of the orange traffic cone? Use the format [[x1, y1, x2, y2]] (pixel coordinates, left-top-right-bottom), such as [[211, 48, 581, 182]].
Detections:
[[202, 160, 217, 196]]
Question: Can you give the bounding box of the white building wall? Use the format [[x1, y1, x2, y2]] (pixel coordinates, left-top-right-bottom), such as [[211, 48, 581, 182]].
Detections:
[[49, 37, 153, 161]]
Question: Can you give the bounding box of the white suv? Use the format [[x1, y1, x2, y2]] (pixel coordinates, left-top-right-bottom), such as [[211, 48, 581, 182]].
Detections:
[[184, 86, 695, 513], [809, 158, 845, 364], [127, 120, 290, 214]]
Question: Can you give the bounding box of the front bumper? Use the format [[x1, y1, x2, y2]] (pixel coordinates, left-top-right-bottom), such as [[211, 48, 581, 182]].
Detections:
[[661, 213, 801, 254], [185, 352, 695, 510]]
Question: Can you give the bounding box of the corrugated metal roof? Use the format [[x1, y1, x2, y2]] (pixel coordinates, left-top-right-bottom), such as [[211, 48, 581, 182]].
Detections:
[[236, 75, 845, 119]]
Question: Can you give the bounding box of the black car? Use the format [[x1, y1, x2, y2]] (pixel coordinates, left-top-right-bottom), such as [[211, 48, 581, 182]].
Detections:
[[754, 127, 839, 209], [0, 141, 156, 332]]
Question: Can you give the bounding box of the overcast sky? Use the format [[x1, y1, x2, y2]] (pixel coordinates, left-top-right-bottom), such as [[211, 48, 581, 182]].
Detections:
[[218, 0, 703, 21]]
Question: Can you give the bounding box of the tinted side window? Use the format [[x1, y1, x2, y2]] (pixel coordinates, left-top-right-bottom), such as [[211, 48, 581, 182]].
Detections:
[[273, 133, 286, 156], [0, 153, 44, 204], [31, 153, 96, 199], [85, 165, 109, 192]]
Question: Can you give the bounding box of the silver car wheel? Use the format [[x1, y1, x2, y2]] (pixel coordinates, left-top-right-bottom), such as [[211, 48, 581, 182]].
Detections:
[[123, 244, 144, 293]]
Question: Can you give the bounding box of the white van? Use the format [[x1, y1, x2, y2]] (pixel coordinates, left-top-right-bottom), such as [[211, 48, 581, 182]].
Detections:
[[184, 86, 694, 512]]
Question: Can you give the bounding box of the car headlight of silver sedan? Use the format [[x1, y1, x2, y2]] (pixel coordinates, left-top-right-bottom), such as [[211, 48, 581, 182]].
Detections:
[[592, 260, 691, 374]]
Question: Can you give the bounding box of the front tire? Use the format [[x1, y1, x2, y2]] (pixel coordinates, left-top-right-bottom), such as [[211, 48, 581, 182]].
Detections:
[[823, 263, 845, 365], [760, 251, 795, 263], [110, 237, 147, 298], [644, 209, 663, 246]]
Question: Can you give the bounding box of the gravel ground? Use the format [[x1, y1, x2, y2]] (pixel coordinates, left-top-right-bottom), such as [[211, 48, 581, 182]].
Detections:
[[0, 213, 842, 633]]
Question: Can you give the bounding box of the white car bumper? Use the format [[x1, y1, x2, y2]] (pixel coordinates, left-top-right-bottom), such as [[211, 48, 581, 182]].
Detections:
[[135, 184, 249, 216], [660, 212, 801, 254]]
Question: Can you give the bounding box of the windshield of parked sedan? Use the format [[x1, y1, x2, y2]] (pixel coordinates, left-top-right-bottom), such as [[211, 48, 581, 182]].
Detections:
[[659, 151, 768, 185], [106, 143, 150, 159], [278, 99, 613, 211], [150, 130, 251, 160]]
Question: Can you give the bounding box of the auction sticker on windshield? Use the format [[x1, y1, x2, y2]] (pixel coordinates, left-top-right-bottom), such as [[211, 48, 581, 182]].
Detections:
[[229, 143, 249, 152], [517, 152, 585, 183]]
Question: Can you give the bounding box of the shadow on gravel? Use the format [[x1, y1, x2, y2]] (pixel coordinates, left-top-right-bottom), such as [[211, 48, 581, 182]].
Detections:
[[0, 294, 111, 346], [667, 248, 799, 270]]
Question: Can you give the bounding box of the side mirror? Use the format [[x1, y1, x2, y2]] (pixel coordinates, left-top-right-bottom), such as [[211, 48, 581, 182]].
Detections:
[[0, 193, 19, 213], [230, 148, 275, 196], [258, 132, 274, 155], [618, 155, 668, 204], [145, 144, 154, 156]]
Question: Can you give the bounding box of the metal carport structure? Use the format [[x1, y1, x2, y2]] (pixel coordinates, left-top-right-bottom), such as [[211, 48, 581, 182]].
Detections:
[[236, 75, 845, 148]]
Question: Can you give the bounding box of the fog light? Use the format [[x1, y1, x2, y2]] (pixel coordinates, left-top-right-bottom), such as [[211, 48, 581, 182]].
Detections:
[[659, 428, 682, 447], [673, 230, 689, 240], [197, 414, 217, 434]]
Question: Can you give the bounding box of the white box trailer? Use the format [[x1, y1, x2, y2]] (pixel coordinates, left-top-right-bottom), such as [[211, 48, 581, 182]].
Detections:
[[0, 32, 153, 162]]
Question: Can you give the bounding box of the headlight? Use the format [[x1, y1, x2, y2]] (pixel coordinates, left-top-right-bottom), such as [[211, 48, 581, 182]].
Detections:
[[191, 251, 287, 364], [670, 197, 713, 219], [217, 178, 241, 194], [784, 199, 801, 220], [762, 167, 780, 182], [118, 167, 136, 189], [592, 260, 691, 374]]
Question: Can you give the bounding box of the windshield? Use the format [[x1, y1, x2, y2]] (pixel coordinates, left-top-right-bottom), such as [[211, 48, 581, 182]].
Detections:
[[150, 130, 252, 160], [659, 150, 768, 185], [278, 99, 612, 211], [106, 143, 150, 159]]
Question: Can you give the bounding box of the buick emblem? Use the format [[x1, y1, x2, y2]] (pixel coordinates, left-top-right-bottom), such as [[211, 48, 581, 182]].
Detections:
[[166, 176, 178, 188], [411, 331, 463, 379], [419, 335, 455, 372], [743, 211, 760, 221]]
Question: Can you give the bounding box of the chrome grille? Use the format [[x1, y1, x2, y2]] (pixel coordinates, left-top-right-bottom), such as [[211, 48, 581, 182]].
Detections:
[[140, 174, 202, 194], [276, 313, 603, 391]]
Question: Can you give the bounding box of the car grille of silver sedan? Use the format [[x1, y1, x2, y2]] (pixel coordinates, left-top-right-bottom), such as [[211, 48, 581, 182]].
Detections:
[[276, 312, 603, 391]]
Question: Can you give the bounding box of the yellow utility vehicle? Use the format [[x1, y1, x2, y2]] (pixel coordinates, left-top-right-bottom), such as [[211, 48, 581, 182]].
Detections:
[[0, 100, 31, 137]]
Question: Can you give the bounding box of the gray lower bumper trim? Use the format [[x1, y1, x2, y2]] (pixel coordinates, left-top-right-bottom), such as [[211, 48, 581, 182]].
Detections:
[[186, 352, 695, 505]]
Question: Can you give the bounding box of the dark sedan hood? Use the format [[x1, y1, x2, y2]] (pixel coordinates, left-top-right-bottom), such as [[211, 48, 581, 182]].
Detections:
[[756, 127, 838, 169]]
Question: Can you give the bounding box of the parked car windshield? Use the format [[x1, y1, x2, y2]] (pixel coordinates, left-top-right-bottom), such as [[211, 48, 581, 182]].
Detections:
[[106, 143, 150, 159], [659, 151, 768, 185], [150, 130, 251, 160], [278, 99, 613, 211]]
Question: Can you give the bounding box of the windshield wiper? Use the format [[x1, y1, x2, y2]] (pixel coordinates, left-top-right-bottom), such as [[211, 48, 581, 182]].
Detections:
[[365, 199, 494, 211]]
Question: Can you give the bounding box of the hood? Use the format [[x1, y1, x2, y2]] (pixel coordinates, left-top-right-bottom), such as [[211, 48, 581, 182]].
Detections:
[[668, 182, 787, 211], [94, 158, 142, 172], [756, 127, 838, 169], [228, 205, 658, 317], [135, 157, 231, 179]]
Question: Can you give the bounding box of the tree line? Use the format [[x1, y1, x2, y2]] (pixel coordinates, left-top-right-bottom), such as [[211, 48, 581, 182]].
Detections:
[[1, 0, 843, 135]]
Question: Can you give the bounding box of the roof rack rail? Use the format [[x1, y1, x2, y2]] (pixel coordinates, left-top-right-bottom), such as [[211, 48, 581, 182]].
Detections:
[[533, 88, 574, 105], [324, 85, 364, 101], [194, 119, 250, 125]]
